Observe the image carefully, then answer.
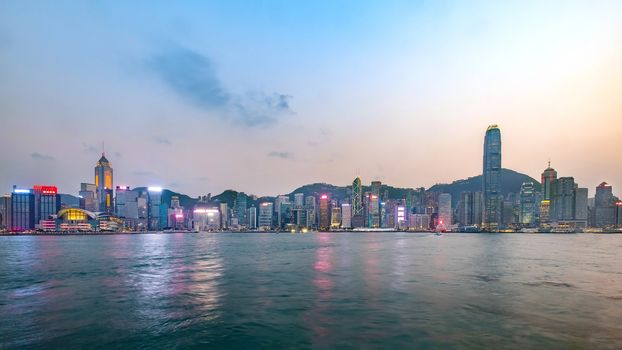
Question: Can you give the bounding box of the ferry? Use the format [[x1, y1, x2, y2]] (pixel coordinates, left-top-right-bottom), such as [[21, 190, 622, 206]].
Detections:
[[352, 227, 396, 232]]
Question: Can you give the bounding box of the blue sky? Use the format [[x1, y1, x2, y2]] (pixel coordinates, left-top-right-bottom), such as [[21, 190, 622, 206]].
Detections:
[[1, 1, 621, 196]]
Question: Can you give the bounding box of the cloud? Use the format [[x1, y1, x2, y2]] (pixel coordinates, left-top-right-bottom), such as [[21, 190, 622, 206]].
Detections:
[[82, 143, 99, 154], [31, 152, 54, 161], [267, 151, 292, 159], [155, 136, 172, 145], [147, 46, 294, 128]]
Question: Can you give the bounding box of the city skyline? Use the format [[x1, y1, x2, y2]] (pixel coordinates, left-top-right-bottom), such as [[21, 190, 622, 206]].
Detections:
[[1, 1, 622, 196], [0, 126, 617, 199]]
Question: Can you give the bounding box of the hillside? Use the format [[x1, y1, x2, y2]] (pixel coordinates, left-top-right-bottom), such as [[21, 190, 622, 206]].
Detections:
[[428, 168, 541, 204], [75, 168, 540, 211]]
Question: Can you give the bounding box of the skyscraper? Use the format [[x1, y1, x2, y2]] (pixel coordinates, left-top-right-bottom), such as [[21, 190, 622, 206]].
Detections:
[[341, 203, 352, 229], [258, 202, 273, 229], [367, 193, 380, 228], [11, 187, 35, 231], [147, 187, 164, 230], [351, 177, 364, 228], [235, 192, 248, 226], [482, 124, 502, 229], [551, 177, 576, 221], [32, 185, 58, 218], [437, 193, 452, 230], [594, 182, 616, 228], [305, 196, 316, 227], [94, 153, 113, 213], [519, 182, 536, 226], [319, 194, 330, 231], [330, 206, 342, 229], [0, 194, 11, 229], [541, 162, 557, 201], [539, 163, 557, 226], [248, 206, 257, 229], [458, 191, 483, 226], [79, 183, 98, 212], [294, 193, 304, 207], [371, 181, 382, 198]]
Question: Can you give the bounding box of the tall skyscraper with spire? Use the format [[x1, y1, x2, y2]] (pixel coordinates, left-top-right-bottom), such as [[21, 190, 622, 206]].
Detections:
[[539, 162, 557, 226], [351, 177, 364, 227], [482, 125, 502, 229], [95, 152, 113, 213]]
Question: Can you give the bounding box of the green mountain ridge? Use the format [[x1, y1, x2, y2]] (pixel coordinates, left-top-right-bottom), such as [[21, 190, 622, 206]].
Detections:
[[60, 169, 540, 209]]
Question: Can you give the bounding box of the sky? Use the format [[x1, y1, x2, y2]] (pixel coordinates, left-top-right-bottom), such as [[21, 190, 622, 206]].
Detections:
[[1, 0, 621, 197]]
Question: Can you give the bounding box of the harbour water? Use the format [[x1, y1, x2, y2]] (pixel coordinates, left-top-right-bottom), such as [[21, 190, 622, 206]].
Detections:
[[1, 232, 621, 349]]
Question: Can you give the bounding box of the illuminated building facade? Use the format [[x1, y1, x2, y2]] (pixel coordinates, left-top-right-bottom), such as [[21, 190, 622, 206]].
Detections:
[[258, 202, 274, 229], [11, 187, 35, 231], [220, 202, 229, 229], [319, 194, 330, 231], [94, 154, 113, 213], [519, 182, 536, 226], [305, 196, 316, 227], [331, 207, 341, 228], [147, 187, 164, 230], [115, 186, 135, 218], [33, 185, 60, 228], [539, 163, 557, 226], [193, 206, 220, 231], [167, 196, 185, 229], [396, 205, 407, 230], [483, 124, 502, 229], [437, 193, 452, 230], [367, 193, 380, 228]]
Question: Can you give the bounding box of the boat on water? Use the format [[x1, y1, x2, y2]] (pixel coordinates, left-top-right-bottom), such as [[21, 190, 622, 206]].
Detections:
[[161, 229, 198, 234], [459, 225, 481, 233], [520, 228, 539, 233], [351, 227, 396, 232]]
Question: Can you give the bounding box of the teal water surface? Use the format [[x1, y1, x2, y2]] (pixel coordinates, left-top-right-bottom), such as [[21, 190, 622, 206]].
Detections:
[[1, 232, 621, 349]]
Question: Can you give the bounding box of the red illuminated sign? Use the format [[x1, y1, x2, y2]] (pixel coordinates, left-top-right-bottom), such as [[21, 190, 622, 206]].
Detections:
[[33, 185, 58, 195], [320, 194, 328, 200]]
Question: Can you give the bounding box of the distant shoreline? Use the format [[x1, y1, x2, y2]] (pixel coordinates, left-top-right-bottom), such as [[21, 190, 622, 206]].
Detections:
[[1, 230, 621, 237]]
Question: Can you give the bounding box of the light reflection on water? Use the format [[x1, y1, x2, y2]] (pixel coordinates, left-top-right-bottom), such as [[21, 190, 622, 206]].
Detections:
[[0, 232, 621, 349]]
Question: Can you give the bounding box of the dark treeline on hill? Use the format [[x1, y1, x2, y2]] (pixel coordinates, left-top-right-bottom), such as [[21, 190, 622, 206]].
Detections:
[[59, 169, 540, 209], [429, 168, 541, 205]]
